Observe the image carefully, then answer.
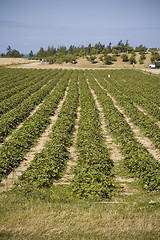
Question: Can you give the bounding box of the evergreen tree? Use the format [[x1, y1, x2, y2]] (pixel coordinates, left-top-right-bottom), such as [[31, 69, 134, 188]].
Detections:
[[29, 50, 34, 58]]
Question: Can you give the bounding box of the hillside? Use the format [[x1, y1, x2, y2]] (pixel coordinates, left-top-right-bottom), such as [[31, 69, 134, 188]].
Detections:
[[1, 51, 160, 70]]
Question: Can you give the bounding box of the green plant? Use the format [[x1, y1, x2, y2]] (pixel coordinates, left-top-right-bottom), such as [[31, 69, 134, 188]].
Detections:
[[121, 54, 129, 62], [129, 55, 136, 64], [103, 55, 112, 65]]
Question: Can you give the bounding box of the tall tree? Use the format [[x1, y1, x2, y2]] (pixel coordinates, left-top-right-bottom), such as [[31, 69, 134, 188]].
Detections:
[[36, 47, 46, 58], [106, 42, 112, 53], [29, 50, 34, 58], [7, 45, 12, 53]]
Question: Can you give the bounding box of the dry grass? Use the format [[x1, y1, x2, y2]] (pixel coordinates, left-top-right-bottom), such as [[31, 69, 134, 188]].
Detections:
[[0, 190, 160, 240], [5, 52, 160, 71], [0, 58, 30, 66]]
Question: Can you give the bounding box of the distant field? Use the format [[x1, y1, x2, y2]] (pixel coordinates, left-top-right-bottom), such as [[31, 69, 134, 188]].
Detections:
[[0, 68, 160, 240]]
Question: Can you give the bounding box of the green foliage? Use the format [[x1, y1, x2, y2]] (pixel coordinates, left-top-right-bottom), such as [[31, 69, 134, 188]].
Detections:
[[90, 48, 98, 55], [90, 69, 160, 191], [112, 46, 121, 56], [72, 71, 115, 199], [1, 68, 160, 199], [139, 59, 144, 64], [18, 71, 79, 191], [0, 70, 62, 143], [140, 53, 146, 60], [87, 55, 97, 64], [129, 55, 136, 64], [0, 70, 71, 180], [150, 51, 160, 62], [36, 47, 46, 58], [29, 50, 34, 58], [103, 55, 112, 65], [111, 55, 117, 62], [121, 54, 129, 62], [79, 49, 86, 57], [125, 46, 134, 53], [7, 49, 22, 58], [135, 45, 148, 53]]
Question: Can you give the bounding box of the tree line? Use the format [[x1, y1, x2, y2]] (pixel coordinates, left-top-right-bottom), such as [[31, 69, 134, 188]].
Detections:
[[1, 41, 160, 65]]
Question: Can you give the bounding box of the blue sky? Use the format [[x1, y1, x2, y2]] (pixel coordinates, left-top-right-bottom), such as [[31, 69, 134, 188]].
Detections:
[[0, 0, 160, 54]]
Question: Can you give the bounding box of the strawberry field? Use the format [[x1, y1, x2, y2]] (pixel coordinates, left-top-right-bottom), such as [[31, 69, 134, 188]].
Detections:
[[0, 67, 160, 199]]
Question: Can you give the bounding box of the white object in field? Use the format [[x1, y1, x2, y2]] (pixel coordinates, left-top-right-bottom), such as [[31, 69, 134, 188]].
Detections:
[[108, 75, 110, 78]]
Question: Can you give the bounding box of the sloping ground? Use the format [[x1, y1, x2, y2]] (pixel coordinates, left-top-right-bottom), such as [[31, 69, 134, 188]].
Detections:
[[4, 52, 160, 71]]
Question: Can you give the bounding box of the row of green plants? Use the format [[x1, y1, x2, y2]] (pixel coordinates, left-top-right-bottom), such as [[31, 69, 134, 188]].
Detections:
[[0, 68, 41, 91], [0, 70, 71, 180], [0, 71, 51, 117], [72, 71, 115, 199], [101, 69, 160, 121], [18, 71, 79, 192], [0, 69, 44, 102], [0, 70, 65, 143], [93, 70, 160, 150], [86, 70, 160, 191]]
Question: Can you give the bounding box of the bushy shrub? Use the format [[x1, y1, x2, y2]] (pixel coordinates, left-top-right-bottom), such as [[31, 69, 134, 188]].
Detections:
[[139, 59, 144, 64], [129, 55, 136, 64], [151, 52, 160, 62], [103, 55, 112, 65], [121, 54, 129, 62]]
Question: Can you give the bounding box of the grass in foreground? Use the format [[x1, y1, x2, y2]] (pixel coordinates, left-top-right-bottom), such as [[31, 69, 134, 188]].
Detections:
[[0, 186, 160, 240]]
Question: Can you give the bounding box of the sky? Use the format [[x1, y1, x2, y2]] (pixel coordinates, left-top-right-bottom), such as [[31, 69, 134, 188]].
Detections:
[[0, 0, 160, 55]]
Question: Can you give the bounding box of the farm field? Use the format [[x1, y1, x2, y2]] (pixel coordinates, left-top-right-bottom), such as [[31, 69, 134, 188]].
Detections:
[[0, 67, 160, 240]]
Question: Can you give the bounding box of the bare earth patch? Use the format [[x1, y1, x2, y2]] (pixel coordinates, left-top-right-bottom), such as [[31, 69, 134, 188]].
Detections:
[[0, 57, 31, 66]]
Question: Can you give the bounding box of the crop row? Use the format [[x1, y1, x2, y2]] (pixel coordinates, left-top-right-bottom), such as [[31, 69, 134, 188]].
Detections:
[[18, 70, 79, 192], [92, 71, 160, 150], [0, 69, 45, 102], [0, 70, 65, 143], [0, 70, 71, 180], [86, 70, 160, 191], [0, 71, 53, 117], [0, 68, 41, 92], [99, 69, 160, 121], [72, 71, 114, 199]]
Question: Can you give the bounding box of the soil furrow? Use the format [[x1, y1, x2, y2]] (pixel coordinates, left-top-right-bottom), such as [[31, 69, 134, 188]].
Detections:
[[0, 78, 57, 148], [134, 103, 160, 128], [86, 78, 137, 196], [0, 81, 70, 192], [94, 77, 160, 163]]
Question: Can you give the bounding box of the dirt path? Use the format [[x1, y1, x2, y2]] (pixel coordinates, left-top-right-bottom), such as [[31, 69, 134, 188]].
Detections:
[[0, 81, 70, 192], [94, 78, 160, 163], [86, 78, 137, 196]]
